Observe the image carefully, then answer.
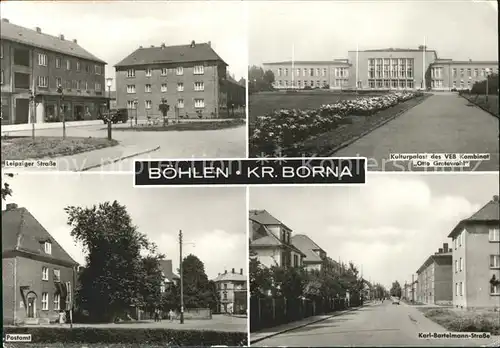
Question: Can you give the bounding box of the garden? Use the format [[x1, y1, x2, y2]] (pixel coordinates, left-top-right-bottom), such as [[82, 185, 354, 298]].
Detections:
[[249, 91, 426, 157], [419, 307, 500, 335]]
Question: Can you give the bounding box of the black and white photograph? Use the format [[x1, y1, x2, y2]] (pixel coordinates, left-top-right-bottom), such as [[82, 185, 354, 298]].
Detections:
[[248, 1, 499, 171], [249, 173, 499, 347], [0, 1, 247, 172], [2, 173, 248, 347]]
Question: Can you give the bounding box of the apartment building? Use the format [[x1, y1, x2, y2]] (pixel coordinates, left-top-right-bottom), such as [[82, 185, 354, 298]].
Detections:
[[213, 268, 247, 314], [2, 203, 79, 325], [263, 46, 498, 91], [291, 234, 327, 272], [115, 41, 237, 119], [448, 195, 500, 309], [0, 18, 107, 125], [249, 209, 305, 268], [415, 243, 453, 305]]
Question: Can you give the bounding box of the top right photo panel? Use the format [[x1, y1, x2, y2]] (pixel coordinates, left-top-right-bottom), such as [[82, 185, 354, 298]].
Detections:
[[248, 1, 499, 172]]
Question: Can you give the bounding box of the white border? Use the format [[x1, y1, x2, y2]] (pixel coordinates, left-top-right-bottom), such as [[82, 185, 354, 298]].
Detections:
[[245, 184, 251, 346], [244, 0, 250, 160]]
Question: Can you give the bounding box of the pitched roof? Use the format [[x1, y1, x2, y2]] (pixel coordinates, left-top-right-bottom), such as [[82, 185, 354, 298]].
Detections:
[[249, 209, 291, 230], [2, 205, 78, 266], [448, 196, 500, 238], [212, 270, 246, 282], [0, 19, 106, 64], [416, 252, 452, 274], [158, 259, 179, 282], [291, 234, 323, 263], [114, 42, 227, 68]]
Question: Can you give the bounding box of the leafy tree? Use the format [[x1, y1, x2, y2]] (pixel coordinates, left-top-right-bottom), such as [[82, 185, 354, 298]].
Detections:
[[139, 252, 165, 316], [1, 173, 14, 201], [270, 265, 307, 298], [249, 249, 273, 297], [161, 283, 180, 312], [248, 65, 275, 93], [390, 281, 402, 298], [65, 201, 151, 322], [178, 254, 218, 309]]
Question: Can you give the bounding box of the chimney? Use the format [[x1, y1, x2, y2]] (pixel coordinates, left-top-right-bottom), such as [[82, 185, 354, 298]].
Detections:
[[493, 195, 499, 202], [6, 203, 18, 211], [73, 39, 77, 44], [190, 40, 195, 48], [224, 270, 227, 274], [36, 27, 41, 33], [438, 248, 443, 254], [59, 34, 64, 40], [443, 243, 449, 253], [2, 18, 9, 23], [208, 41, 211, 47], [139, 45, 143, 49], [231, 268, 235, 273], [240, 268, 243, 275]]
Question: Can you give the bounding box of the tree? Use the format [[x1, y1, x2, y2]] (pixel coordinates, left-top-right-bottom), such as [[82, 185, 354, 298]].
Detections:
[[159, 98, 170, 126], [139, 253, 165, 316], [390, 281, 402, 298], [179, 254, 218, 309], [161, 283, 180, 312], [270, 265, 307, 298], [248, 65, 275, 93], [1, 173, 14, 201], [65, 201, 151, 322], [249, 249, 273, 297]]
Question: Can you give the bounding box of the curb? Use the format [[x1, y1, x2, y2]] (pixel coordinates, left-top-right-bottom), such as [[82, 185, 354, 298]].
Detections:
[[327, 96, 430, 156], [79, 145, 161, 172], [250, 305, 363, 344], [459, 94, 499, 119]]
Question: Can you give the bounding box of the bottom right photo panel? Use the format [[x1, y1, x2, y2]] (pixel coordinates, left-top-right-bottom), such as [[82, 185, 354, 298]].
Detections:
[[248, 173, 500, 347]]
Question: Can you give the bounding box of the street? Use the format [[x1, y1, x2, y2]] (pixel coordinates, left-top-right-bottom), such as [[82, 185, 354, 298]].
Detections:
[[333, 93, 499, 171], [252, 302, 498, 347]]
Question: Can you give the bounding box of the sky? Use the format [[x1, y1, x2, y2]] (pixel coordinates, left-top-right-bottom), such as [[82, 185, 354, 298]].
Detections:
[[2, 173, 247, 280], [249, 0, 498, 66], [250, 173, 499, 290], [0, 1, 248, 88]]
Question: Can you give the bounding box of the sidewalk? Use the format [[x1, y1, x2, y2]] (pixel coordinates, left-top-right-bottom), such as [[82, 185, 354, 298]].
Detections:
[[250, 305, 364, 344]]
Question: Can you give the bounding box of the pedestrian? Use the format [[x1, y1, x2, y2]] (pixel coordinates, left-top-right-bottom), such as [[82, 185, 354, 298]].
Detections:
[[169, 309, 174, 322], [153, 309, 158, 322]]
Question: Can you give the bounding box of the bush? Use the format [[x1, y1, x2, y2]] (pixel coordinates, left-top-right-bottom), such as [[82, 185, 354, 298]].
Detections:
[[447, 316, 500, 335], [3, 327, 247, 346]]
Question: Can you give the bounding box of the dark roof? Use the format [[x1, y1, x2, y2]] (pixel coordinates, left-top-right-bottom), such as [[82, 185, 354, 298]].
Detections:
[[0, 19, 106, 64], [158, 259, 179, 282], [448, 196, 500, 238], [416, 252, 452, 274], [249, 209, 291, 230], [291, 234, 323, 263], [2, 206, 78, 266], [115, 42, 227, 68]]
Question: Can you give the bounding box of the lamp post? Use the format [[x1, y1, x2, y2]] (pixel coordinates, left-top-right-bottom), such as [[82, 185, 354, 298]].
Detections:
[[106, 78, 113, 140], [134, 100, 138, 126], [486, 68, 491, 102], [57, 85, 65, 139]]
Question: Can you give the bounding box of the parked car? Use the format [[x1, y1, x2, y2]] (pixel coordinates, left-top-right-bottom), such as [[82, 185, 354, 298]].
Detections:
[[100, 108, 129, 124], [392, 298, 400, 305]]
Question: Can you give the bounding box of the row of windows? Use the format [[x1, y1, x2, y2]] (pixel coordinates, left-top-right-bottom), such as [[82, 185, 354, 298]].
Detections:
[[369, 70, 413, 79], [456, 282, 500, 296], [276, 67, 349, 78], [34, 76, 101, 91], [42, 266, 60, 282], [369, 58, 414, 66], [452, 228, 500, 248], [126, 98, 205, 110], [41, 292, 62, 311], [126, 65, 204, 78], [451, 67, 498, 78], [33, 52, 102, 75], [126, 82, 205, 94], [368, 79, 415, 89]]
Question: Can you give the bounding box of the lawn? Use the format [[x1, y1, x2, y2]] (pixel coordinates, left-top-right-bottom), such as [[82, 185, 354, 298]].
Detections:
[[1, 136, 119, 161], [114, 119, 245, 132], [419, 307, 500, 335], [463, 94, 499, 117]]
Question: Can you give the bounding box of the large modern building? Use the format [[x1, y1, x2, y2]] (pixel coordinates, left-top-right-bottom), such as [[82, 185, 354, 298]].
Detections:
[[115, 41, 243, 119], [213, 268, 247, 314], [448, 195, 500, 310], [2, 203, 79, 325], [0, 18, 107, 125], [263, 46, 498, 91]]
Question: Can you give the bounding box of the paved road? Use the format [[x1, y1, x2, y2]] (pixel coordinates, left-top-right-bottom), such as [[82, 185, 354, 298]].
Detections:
[[334, 94, 499, 171], [252, 302, 497, 347]]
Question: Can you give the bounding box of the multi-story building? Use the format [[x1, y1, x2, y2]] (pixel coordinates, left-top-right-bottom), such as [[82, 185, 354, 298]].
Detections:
[[291, 234, 327, 272], [415, 243, 453, 305], [213, 268, 247, 314], [115, 41, 241, 120], [2, 203, 79, 325], [448, 195, 500, 310], [263, 46, 498, 91], [249, 209, 305, 268], [0, 18, 107, 125], [158, 259, 179, 293]]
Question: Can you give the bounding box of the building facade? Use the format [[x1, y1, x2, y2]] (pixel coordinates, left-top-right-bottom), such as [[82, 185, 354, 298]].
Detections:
[[158, 259, 179, 293], [213, 268, 247, 314], [2, 203, 78, 325], [291, 234, 326, 272], [115, 41, 234, 120], [263, 47, 498, 91], [0, 19, 107, 125], [415, 243, 453, 305], [448, 195, 500, 310], [249, 209, 305, 269]]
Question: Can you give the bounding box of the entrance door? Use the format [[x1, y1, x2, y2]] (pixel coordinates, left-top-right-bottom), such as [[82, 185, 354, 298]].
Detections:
[[27, 297, 35, 318], [74, 105, 83, 121], [15, 99, 29, 124]]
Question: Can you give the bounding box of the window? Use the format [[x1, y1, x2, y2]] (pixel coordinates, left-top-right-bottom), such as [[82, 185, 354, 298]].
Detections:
[[95, 65, 102, 75], [195, 99, 205, 108], [193, 65, 204, 75], [145, 68, 152, 77], [53, 269, 61, 282], [127, 100, 137, 109], [76, 61, 80, 71], [455, 283, 458, 296], [145, 84, 152, 93], [194, 82, 204, 91], [145, 100, 152, 109], [38, 53, 47, 66], [42, 292, 49, 310], [303, 68, 307, 76], [452, 68, 457, 78], [455, 260, 458, 273], [322, 68, 327, 77], [293, 254, 299, 267], [296, 68, 300, 76], [459, 257, 463, 271], [177, 99, 184, 108], [37, 76, 47, 88], [177, 82, 184, 92], [76, 80, 81, 90], [44, 242, 52, 254], [316, 68, 320, 76], [66, 60, 71, 70], [161, 83, 167, 92], [310, 68, 314, 76], [284, 68, 288, 76], [277, 68, 282, 77], [127, 69, 135, 78], [491, 283, 500, 295], [176, 67, 184, 75], [0, 44, 2, 58], [42, 266, 49, 281], [460, 282, 463, 296], [55, 57, 61, 69], [83, 81, 88, 90], [223, 292, 227, 300], [490, 255, 500, 268], [467, 68, 471, 76], [460, 68, 464, 77], [161, 68, 168, 76], [54, 293, 60, 310], [127, 85, 136, 94], [489, 228, 500, 242], [1, 70, 3, 85], [459, 232, 463, 246], [474, 69, 478, 77], [95, 82, 102, 91]]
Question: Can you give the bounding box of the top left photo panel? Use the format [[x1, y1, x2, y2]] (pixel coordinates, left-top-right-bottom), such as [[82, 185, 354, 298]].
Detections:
[[0, 1, 248, 172]]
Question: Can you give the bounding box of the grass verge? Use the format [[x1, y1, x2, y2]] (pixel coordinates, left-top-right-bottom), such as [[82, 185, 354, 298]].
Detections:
[[114, 119, 245, 132], [1, 136, 119, 161], [418, 307, 500, 335], [461, 94, 499, 118]]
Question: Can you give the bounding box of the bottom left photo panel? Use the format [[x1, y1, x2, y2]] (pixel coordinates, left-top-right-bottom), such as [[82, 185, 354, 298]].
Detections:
[[2, 173, 249, 347]]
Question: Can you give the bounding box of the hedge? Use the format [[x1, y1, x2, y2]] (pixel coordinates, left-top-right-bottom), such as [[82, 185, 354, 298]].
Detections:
[[3, 327, 248, 346]]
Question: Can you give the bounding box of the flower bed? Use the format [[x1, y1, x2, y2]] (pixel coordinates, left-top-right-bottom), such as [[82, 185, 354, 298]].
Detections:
[[250, 91, 422, 155]]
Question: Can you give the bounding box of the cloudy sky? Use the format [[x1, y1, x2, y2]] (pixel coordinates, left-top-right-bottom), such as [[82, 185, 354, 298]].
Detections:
[[3, 174, 247, 280], [250, 173, 499, 289], [0, 1, 247, 87], [249, 0, 498, 65]]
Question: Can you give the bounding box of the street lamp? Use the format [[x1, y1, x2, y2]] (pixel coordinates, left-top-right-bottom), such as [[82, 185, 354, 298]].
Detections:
[[485, 68, 491, 102], [56, 85, 65, 139], [134, 100, 138, 126], [106, 78, 113, 140]]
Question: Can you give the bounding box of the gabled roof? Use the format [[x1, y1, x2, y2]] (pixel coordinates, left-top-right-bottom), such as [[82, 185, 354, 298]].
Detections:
[[448, 196, 500, 238], [249, 209, 291, 230], [416, 252, 452, 274], [114, 42, 227, 68], [291, 234, 323, 263], [2, 205, 78, 266], [0, 19, 106, 64], [158, 259, 179, 282]]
